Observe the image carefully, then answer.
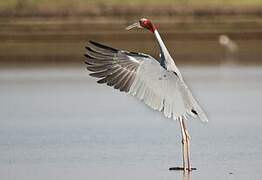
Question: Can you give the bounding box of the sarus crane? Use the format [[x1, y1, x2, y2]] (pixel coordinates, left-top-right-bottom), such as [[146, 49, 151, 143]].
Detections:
[[84, 18, 208, 171]]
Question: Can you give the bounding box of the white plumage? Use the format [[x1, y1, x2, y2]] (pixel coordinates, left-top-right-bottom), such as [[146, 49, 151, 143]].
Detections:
[[129, 56, 208, 122], [85, 18, 208, 171], [85, 40, 207, 122]]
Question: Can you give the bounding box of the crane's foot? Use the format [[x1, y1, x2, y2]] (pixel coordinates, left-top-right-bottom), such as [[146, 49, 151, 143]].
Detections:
[[169, 167, 197, 171]]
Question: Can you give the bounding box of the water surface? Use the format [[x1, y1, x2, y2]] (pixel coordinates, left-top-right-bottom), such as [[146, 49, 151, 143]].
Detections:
[[0, 66, 262, 180]]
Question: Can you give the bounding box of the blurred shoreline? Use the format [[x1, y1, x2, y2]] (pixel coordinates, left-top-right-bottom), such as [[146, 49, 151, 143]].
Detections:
[[1, 16, 262, 66], [1, 1, 262, 66]]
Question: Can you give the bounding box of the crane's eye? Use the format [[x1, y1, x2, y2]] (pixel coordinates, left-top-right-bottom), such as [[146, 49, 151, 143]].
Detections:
[[139, 18, 148, 27]]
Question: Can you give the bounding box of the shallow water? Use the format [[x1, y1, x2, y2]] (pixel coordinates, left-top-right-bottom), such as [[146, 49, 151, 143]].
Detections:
[[0, 66, 262, 180]]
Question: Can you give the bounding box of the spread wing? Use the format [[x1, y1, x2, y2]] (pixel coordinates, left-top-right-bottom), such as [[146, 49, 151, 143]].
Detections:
[[85, 41, 208, 122]]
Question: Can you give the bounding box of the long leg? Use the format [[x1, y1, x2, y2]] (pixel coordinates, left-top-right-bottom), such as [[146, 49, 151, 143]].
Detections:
[[182, 118, 191, 171], [182, 171, 191, 180], [178, 117, 187, 171]]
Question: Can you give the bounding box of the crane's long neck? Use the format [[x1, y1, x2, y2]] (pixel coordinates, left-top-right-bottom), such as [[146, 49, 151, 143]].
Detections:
[[154, 30, 171, 59], [153, 30, 181, 76]]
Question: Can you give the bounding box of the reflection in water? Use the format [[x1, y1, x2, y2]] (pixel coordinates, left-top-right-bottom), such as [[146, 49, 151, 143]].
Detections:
[[182, 172, 191, 180]]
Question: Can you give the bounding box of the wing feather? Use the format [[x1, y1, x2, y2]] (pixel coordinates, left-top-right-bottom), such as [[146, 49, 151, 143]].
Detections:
[[84, 41, 208, 122]]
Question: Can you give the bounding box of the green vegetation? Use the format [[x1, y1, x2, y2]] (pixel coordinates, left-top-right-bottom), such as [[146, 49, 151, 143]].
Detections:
[[1, 0, 262, 7], [1, 0, 262, 17], [1, 0, 262, 9]]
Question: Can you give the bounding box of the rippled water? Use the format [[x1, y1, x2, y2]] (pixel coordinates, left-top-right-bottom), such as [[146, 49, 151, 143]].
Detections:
[[0, 66, 262, 180]]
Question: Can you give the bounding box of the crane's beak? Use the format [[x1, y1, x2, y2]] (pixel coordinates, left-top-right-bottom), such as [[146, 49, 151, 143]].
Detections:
[[125, 22, 142, 30]]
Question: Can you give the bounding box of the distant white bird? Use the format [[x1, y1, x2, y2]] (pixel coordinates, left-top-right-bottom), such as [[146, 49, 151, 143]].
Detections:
[[84, 18, 208, 171], [219, 35, 238, 53], [219, 35, 238, 66]]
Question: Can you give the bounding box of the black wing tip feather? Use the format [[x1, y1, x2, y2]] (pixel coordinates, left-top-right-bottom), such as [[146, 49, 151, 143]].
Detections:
[[85, 46, 95, 52], [89, 40, 118, 53], [84, 53, 93, 59], [84, 40, 140, 92]]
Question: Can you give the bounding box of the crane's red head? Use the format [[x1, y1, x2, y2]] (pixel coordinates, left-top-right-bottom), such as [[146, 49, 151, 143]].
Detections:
[[139, 18, 156, 32], [126, 18, 156, 33]]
